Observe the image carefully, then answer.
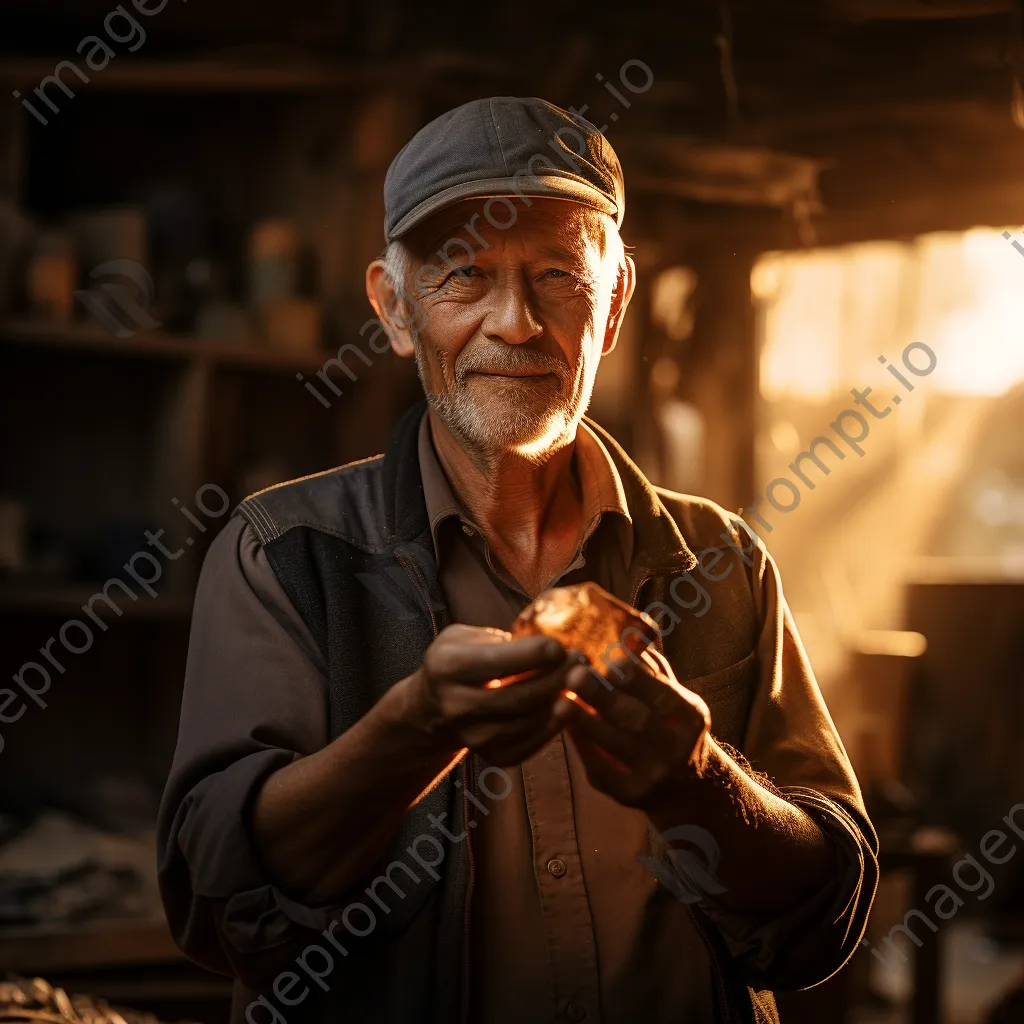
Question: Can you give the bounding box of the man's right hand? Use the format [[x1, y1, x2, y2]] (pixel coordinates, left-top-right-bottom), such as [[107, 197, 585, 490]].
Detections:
[[398, 623, 583, 766], [253, 623, 580, 902]]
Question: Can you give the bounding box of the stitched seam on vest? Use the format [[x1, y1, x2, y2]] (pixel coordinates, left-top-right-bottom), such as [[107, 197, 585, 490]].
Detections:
[[261, 519, 390, 554], [249, 497, 281, 541], [239, 455, 388, 549], [236, 503, 272, 545], [240, 499, 272, 541], [248, 499, 279, 542]]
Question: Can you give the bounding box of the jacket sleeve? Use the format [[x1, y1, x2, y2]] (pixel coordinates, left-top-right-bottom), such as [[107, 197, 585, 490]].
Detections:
[[691, 522, 879, 992], [156, 515, 346, 985]]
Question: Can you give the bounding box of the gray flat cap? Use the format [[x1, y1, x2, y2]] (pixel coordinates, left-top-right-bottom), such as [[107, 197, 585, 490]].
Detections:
[[383, 96, 625, 242]]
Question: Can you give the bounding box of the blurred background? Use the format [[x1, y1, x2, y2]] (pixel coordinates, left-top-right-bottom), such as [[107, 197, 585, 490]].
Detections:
[[0, 1, 1023, 1021]]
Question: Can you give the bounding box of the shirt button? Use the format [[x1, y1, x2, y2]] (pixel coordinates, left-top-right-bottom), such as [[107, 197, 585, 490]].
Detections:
[[565, 1003, 587, 1022], [461, 523, 474, 536], [546, 858, 567, 877]]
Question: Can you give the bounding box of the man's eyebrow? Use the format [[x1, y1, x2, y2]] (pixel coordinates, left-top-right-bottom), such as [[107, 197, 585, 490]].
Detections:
[[531, 244, 588, 264]]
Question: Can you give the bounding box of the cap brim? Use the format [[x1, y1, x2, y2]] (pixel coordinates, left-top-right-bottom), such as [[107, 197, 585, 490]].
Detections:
[[386, 174, 619, 242]]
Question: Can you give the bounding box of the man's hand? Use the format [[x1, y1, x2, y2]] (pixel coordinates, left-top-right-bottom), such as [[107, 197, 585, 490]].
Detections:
[[253, 624, 580, 902], [561, 647, 712, 815], [562, 647, 837, 916], [401, 623, 584, 766]]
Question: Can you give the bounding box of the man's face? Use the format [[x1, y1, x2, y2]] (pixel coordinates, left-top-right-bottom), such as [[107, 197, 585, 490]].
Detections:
[[380, 198, 632, 462]]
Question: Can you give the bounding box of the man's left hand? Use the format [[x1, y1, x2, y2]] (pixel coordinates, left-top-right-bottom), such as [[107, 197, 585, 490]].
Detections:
[[562, 648, 712, 817]]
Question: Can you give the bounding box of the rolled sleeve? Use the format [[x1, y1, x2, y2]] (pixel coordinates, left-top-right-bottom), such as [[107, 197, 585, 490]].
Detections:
[[689, 782, 876, 990], [156, 515, 340, 982], [695, 539, 879, 990]]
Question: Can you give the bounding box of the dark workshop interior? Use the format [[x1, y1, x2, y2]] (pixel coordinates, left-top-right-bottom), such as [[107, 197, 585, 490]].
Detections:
[[1, 1, 1024, 1022]]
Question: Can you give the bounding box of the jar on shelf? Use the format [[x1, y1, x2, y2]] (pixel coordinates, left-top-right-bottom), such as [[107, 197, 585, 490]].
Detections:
[[26, 232, 76, 323]]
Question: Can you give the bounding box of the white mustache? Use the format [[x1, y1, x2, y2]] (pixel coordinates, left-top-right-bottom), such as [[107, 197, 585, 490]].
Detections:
[[455, 348, 568, 381]]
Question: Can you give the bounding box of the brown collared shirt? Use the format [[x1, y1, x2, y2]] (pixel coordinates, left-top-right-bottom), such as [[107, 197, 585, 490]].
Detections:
[[416, 414, 717, 1024]]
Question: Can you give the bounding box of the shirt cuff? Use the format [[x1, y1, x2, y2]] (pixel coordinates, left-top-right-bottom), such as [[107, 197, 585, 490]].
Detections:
[[175, 748, 347, 953], [173, 747, 451, 961], [651, 788, 874, 989]]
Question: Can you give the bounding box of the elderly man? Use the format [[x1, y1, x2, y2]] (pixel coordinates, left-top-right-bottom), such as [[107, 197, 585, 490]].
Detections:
[[158, 98, 877, 1024]]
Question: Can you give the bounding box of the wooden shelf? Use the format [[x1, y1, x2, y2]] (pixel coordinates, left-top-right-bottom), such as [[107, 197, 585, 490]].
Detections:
[[0, 586, 194, 620], [0, 51, 498, 95], [0, 41, 414, 925], [0, 319, 332, 373], [907, 555, 1024, 584], [0, 917, 184, 973], [0, 57, 388, 94]]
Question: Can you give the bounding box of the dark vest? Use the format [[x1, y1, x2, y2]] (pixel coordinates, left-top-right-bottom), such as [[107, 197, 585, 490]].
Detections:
[[238, 402, 469, 1023], [236, 400, 774, 1024]]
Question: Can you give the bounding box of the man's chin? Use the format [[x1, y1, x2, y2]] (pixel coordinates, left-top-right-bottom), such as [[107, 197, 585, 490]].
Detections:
[[454, 401, 571, 455], [489, 410, 574, 456]]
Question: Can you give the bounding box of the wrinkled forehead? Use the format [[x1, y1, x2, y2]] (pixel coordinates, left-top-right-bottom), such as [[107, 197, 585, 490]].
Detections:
[[402, 196, 609, 263]]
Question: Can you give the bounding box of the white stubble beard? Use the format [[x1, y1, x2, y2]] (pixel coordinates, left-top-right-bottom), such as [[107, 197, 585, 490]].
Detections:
[[414, 335, 600, 466]]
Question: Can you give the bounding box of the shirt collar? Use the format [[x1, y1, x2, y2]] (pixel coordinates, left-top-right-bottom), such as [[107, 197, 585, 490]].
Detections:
[[417, 411, 466, 555], [575, 419, 634, 568], [416, 411, 633, 567]]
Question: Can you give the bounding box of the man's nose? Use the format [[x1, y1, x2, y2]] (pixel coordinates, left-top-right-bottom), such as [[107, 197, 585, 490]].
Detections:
[[484, 276, 544, 345]]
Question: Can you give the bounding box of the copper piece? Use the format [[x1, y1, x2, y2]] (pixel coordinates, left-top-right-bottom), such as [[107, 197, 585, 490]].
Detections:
[[510, 581, 659, 669]]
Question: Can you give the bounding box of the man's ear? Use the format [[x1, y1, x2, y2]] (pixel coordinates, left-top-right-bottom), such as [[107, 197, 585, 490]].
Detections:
[[365, 260, 418, 359], [602, 252, 636, 356]]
